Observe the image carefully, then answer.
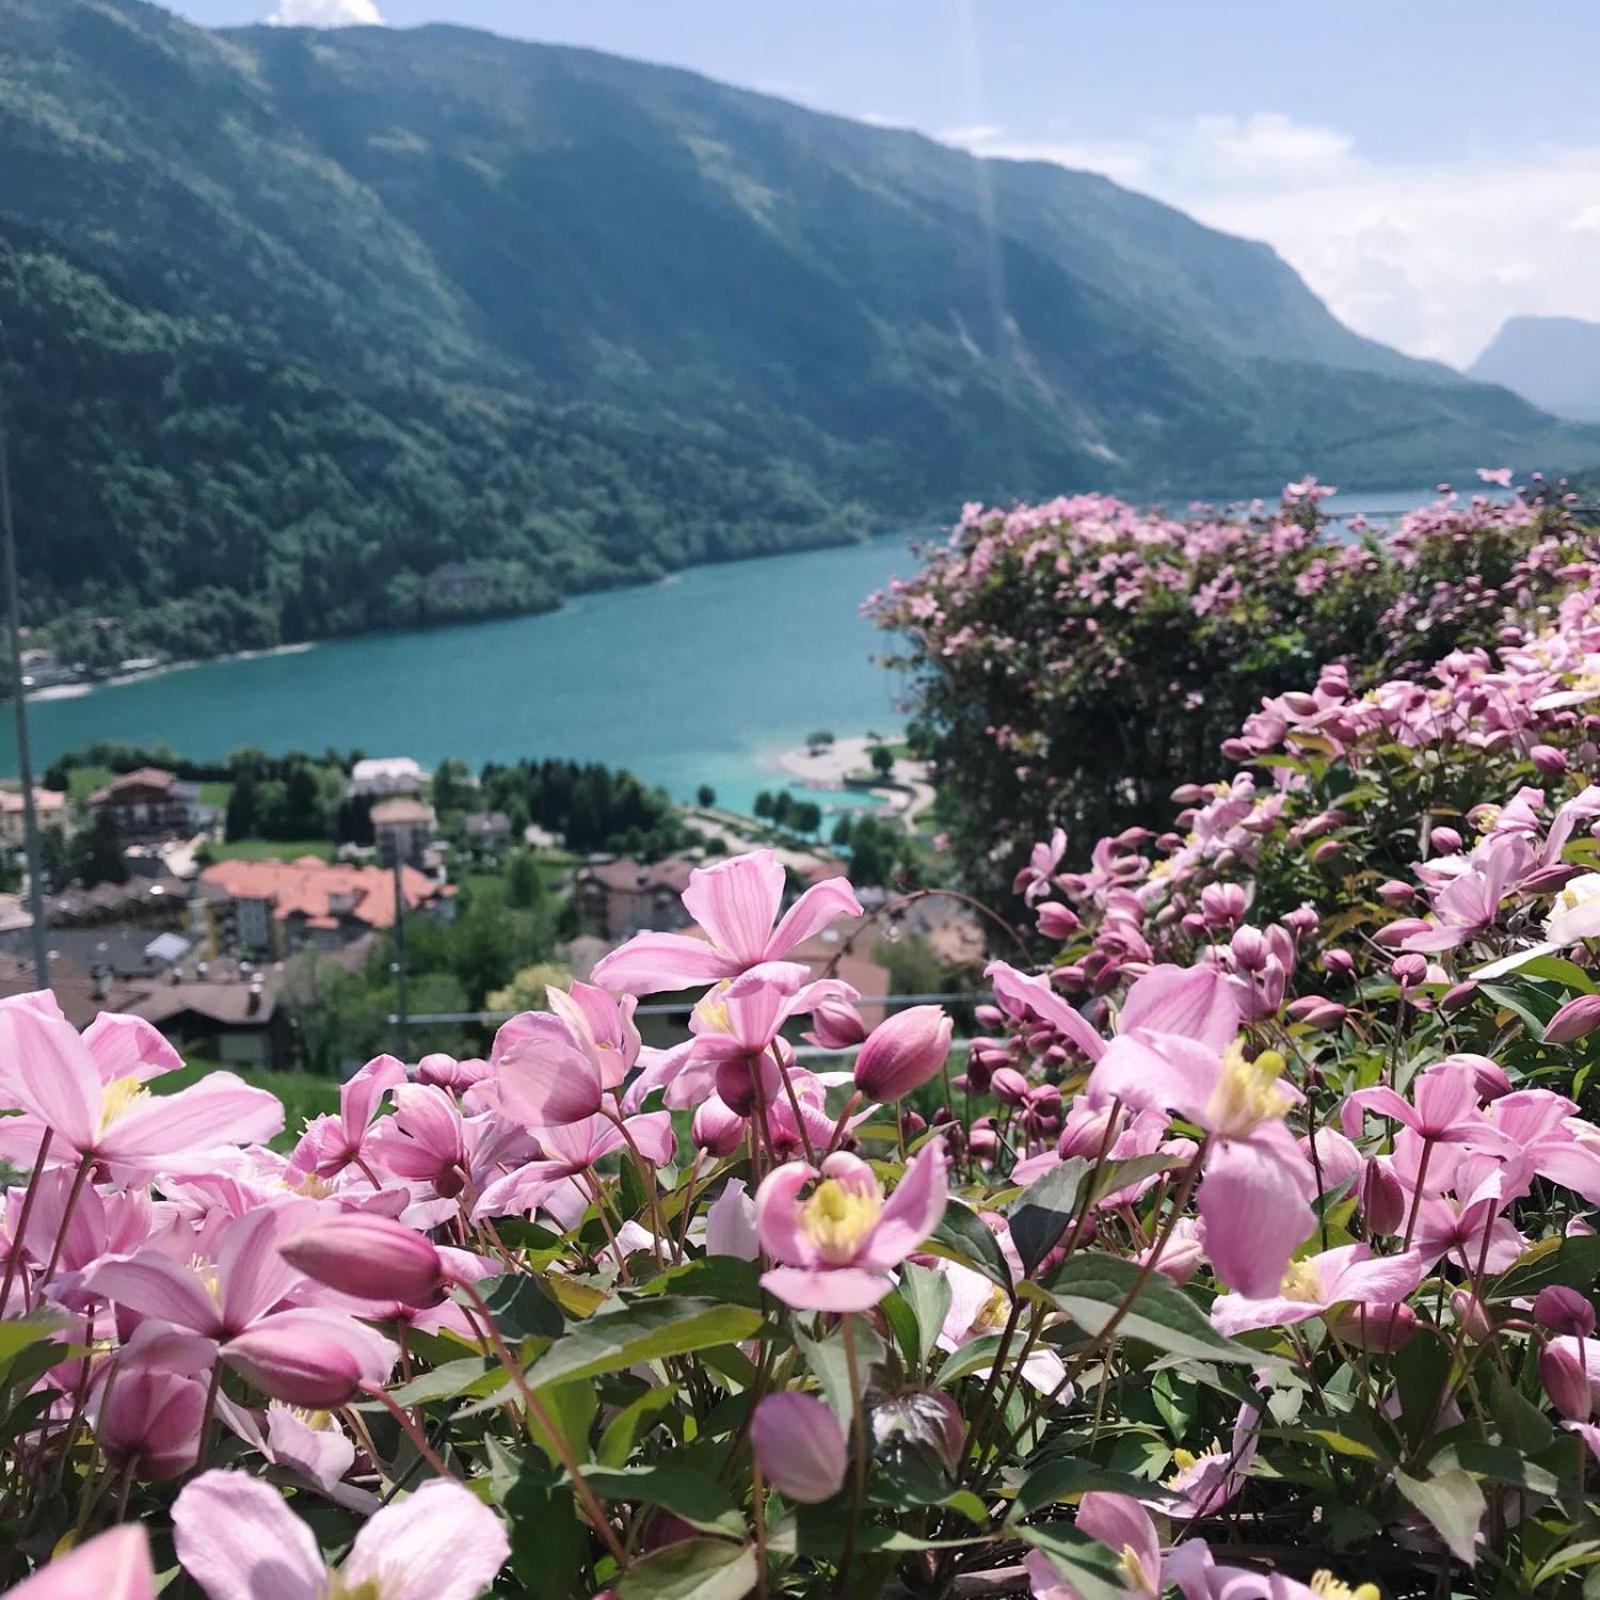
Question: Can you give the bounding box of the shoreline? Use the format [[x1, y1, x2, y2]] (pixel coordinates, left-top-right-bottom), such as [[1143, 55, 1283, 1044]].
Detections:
[[773, 734, 935, 825]]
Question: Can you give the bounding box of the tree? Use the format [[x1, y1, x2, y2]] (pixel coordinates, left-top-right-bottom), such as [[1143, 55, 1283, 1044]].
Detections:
[[505, 850, 544, 911], [869, 745, 895, 780], [791, 800, 822, 837], [695, 784, 716, 809], [71, 811, 129, 889], [485, 961, 571, 1015], [753, 791, 774, 821], [433, 758, 473, 816], [225, 768, 258, 841]]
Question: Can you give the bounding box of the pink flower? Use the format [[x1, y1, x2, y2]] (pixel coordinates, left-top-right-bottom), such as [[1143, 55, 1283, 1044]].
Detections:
[[8, 1527, 154, 1600], [1026, 1492, 1162, 1599], [755, 1139, 948, 1311], [591, 850, 861, 993], [0, 1005, 281, 1175], [492, 1012, 612, 1128], [473, 1111, 675, 1221], [94, 1360, 206, 1481], [1210, 1244, 1425, 1336], [173, 1470, 508, 1600], [281, 1214, 445, 1305], [751, 1391, 848, 1503], [853, 1006, 953, 1101], [288, 1053, 406, 1182]]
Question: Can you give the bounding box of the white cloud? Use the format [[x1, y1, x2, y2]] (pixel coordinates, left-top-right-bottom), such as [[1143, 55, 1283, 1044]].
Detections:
[[937, 122, 1005, 146], [936, 115, 1600, 367], [266, 0, 384, 25]]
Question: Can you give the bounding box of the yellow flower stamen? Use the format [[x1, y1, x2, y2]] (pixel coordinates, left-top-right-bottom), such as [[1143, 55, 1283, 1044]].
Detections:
[[1205, 1041, 1292, 1138], [1279, 1258, 1324, 1302], [800, 1177, 882, 1264], [1311, 1572, 1380, 1600], [98, 1075, 149, 1135], [1116, 1544, 1158, 1596]]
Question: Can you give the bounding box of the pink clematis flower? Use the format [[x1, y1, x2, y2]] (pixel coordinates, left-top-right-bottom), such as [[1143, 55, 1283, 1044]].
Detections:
[[591, 850, 861, 994], [0, 1005, 282, 1176], [287, 1053, 406, 1183], [755, 1139, 948, 1312], [1211, 1243, 1426, 1336], [8, 1526, 154, 1600], [1026, 1492, 1163, 1600], [472, 1111, 675, 1222], [173, 1470, 508, 1600]]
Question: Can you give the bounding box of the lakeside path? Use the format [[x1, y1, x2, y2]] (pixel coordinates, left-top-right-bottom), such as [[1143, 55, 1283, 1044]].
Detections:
[[775, 736, 936, 825]]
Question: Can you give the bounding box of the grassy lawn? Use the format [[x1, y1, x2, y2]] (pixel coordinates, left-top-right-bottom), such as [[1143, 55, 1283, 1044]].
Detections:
[[64, 766, 115, 802], [208, 837, 334, 862], [153, 1060, 339, 1150], [199, 780, 233, 807]]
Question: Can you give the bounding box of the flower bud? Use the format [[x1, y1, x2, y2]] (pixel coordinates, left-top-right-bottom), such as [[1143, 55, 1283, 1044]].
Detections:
[[1200, 883, 1246, 928], [221, 1324, 363, 1409], [1535, 1286, 1597, 1339], [1532, 744, 1569, 778], [1230, 926, 1269, 973], [1390, 953, 1427, 988], [1430, 826, 1463, 856], [853, 1006, 953, 1103], [1285, 905, 1320, 938], [1285, 996, 1348, 1031], [805, 995, 867, 1051], [1546, 994, 1600, 1044], [715, 1051, 781, 1117], [282, 1215, 444, 1306], [1377, 879, 1415, 905], [1440, 980, 1477, 1013], [1541, 1340, 1594, 1420], [991, 1066, 1028, 1105], [751, 1392, 847, 1504], [99, 1366, 204, 1481], [1359, 1159, 1406, 1237], [416, 1053, 490, 1091], [1326, 1302, 1416, 1352], [1450, 1289, 1492, 1343], [1037, 903, 1080, 941], [692, 1096, 746, 1156], [1322, 949, 1355, 981]]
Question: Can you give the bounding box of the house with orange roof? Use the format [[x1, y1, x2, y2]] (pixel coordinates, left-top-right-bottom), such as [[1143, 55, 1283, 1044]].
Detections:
[[196, 855, 455, 957]]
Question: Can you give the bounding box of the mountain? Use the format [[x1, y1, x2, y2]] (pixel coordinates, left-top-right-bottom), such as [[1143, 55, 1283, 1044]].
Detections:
[[2, 0, 1596, 661], [1468, 316, 1600, 422]]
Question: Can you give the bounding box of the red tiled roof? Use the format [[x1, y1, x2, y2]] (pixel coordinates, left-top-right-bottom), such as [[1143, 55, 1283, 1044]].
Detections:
[[0, 788, 66, 815], [200, 858, 444, 931], [89, 767, 178, 805], [581, 857, 696, 894]]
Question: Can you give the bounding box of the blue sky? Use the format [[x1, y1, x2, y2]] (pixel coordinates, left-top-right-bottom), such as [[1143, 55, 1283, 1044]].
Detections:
[[157, 1, 1600, 366]]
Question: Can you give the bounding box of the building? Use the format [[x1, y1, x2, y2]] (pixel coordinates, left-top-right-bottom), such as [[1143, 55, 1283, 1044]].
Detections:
[[87, 768, 204, 842], [0, 787, 70, 852], [372, 797, 436, 868], [197, 855, 455, 956], [130, 973, 290, 1070], [575, 857, 697, 941], [347, 757, 424, 799], [45, 873, 189, 931], [463, 810, 512, 849]]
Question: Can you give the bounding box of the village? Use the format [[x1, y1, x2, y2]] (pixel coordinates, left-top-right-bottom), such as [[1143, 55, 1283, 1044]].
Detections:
[[0, 745, 977, 1078]]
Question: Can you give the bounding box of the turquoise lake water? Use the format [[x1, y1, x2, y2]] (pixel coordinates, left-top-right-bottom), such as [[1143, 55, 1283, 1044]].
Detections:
[[0, 487, 1473, 814]]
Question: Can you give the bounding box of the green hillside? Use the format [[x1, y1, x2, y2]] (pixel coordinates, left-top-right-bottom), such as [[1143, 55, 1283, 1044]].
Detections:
[[2, 0, 1596, 661]]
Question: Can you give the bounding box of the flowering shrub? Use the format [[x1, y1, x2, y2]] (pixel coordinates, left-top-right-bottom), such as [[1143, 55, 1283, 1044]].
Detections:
[[10, 487, 1600, 1598], [867, 478, 1599, 893]]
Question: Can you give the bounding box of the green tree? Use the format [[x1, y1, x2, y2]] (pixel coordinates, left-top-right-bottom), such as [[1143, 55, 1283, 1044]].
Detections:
[[433, 758, 473, 816], [869, 745, 895, 780], [505, 850, 545, 911], [791, 799, 822, 837], [71, 811, 128, 889], [753, 791, 774, 821], [695, 784, 716, 809], [225, 768, 258, 841]]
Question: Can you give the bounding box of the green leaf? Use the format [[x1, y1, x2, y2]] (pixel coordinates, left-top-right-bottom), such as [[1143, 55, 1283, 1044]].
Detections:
[[526, 1299, 764, 1389], [1018, 1523, 1130, 1600], [933, 1334, 1005, 1387], [583, 1463, 745, 1538], [599, 1386, 679, 1467], [1449, 1442, 1559, 1498], [388, 1357, 501, 1408], [797, 1318, 884, 1427], [616, 1537, 757, 1600], [897, 1263, 952, 1367], [528, 1378, 598, 1471], [1009, 1458, 1173, 1522], [1089, 1153, 1182, 1205], [1393, 1466, 1484, 1565], [0, 1316, 68, 1386], [1490, 1234, 1600, 1302], [1522, 955, 1598, 994], [1047, 1253, 1267, 1365], [927, 1199, 1012, 1293], [631, 1257, 766, 1309], [503, 1454, 590, 1600], [1009, 1158, 1089, 1275], [472, 1272, 565, 1341]]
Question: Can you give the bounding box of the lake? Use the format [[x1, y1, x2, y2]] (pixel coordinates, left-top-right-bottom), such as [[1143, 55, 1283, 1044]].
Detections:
[[0, 486, 1473, 814]]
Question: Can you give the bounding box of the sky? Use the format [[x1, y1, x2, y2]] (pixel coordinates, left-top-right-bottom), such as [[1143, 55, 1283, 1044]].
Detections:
[[158, 1, 1600, 368]]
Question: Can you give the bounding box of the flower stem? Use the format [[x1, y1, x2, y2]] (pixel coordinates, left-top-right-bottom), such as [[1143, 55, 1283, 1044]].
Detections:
[[833, 1312, 870, 1598], [0, 1127, 52, 1313]]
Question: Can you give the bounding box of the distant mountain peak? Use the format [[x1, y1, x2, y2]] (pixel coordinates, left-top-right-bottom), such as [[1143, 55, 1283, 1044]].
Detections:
[[1467, 315, 1600, 421]]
